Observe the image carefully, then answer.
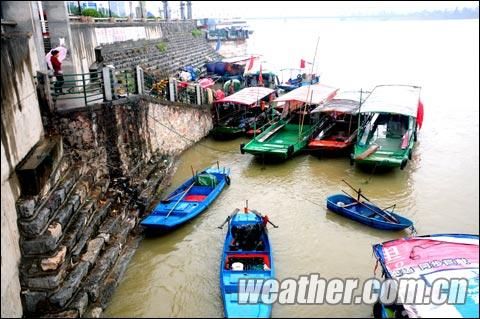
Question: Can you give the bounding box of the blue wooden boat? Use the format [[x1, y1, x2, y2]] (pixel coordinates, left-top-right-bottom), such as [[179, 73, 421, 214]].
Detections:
[[140, 166, 230, 232], [326, 194, 413, 230], [219, 208, 275, 318]]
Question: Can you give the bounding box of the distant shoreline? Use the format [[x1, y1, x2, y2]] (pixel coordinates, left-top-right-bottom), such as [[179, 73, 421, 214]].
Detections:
[[244, 16, 479, 21]]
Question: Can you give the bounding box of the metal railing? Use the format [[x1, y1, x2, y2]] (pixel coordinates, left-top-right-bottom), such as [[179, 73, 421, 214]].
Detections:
[[115, 69, 137, 98], [36, 64, 213, 110], [49, 69, 106, 106], [142, 72, 207, 106]]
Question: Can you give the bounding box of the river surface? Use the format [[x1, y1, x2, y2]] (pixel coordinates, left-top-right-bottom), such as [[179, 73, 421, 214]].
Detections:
[[105, 18, 479, 317]]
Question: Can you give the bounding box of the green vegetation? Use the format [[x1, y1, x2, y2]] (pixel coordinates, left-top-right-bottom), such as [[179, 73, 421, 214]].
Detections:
[[191, 29, 203, 37], [156, 42, 168, 52], [81, 8, 105, 18]]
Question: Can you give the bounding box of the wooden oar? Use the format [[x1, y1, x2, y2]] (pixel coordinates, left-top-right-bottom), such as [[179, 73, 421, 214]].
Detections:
[[162, 185, 191, 202], [164, 182, 195, 219], [217, 208, 240, 229], [341, 190, 398, 224], [355, 144, 379, 160], [342, 180, 399, 223], [251, 209, 279, 228]]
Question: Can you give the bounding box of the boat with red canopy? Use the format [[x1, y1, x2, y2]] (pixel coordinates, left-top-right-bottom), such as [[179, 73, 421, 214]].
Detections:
[[211, 87, 276, 139], [241, 83, 338, 159], [308, 90, 364, 155]]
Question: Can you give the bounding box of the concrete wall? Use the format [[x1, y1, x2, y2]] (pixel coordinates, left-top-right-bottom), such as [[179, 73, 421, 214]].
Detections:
[[1, 30, 44, 319], [0, 1, 46, 71], [144, 100, 213, 155], [58, 98, 212, 172]]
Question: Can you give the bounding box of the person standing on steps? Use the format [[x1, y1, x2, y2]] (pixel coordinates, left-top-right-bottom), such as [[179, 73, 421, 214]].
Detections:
[[50, 50, 64, 95]]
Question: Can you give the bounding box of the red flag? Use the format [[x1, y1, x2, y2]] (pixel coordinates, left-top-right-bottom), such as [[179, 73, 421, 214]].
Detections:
[[258, 64, 263, 86], [247, 55, 254, 71], [300, 59, 306, 69], [416, 100, 424, 129]]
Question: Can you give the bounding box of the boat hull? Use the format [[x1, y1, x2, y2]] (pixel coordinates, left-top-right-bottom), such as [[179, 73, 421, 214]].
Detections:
[[220, 211, 274, 318], [326, 194, 413, 230], [140, 167, 230, 233], [353, 143, 411, 169], [242, 122, 316, 160]]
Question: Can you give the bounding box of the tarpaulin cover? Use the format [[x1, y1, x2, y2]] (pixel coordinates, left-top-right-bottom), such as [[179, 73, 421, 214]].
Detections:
[[217, 87, 274, 106], [311, 91, 362, 114], [274, 83, 338, 105], [373, 234, 479, 318]]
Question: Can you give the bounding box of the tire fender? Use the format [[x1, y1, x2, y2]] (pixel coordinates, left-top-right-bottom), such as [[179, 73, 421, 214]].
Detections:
[[287, 145, 294, 157]]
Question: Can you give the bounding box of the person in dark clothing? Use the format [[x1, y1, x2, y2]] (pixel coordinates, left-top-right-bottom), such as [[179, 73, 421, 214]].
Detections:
[[50, 50, 64, 95]]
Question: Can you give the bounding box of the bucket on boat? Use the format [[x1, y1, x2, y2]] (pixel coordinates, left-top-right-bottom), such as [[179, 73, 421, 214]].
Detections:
[[232, 262, 244, 271], [337, 202, 345, 207]]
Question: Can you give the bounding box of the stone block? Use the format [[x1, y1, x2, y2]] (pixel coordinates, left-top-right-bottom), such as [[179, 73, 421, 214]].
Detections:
[[42, 310, 79, 318], [21, 222, 62, 255], [40, 245, 67, 271], [80, 238, 105, 266], [17, 198, 37, 219], [83, 243, 121, 302], [55, 202, 74, 229], [70, 291, 89, 317], [49, 261, 89, 308], [22, 235, 57, 256], [21, 290, 48, 313], [19, 207, 50, 237], [26, 267, 66, 289]]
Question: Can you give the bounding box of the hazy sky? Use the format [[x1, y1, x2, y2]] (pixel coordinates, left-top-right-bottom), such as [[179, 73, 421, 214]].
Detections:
[[189, 1, 479, 19]]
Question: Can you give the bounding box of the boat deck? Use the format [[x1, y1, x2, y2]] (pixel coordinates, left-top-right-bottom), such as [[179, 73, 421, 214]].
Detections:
[[373, 137, 401, 151]]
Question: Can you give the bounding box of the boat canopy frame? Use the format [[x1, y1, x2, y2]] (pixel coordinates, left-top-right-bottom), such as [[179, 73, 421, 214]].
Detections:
[[358, 84, 422, 118]]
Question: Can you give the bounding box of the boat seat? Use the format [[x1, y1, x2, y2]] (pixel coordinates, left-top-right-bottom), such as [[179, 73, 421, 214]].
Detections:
[[189, 185, 212, 195], [184, 194, 207, 202], [258, 123, 286, 142]]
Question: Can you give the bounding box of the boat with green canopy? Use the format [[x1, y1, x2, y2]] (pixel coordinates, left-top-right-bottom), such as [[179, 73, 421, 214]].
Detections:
[[351, 84, 424, 170], [240, 83, 338, 160]]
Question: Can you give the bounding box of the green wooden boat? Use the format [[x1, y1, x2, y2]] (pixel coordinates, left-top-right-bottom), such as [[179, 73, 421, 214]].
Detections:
[[351, 85, 424, 170], [241, 84, 338, 160]]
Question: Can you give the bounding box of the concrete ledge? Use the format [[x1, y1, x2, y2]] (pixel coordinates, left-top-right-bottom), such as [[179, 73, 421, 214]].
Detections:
[[16, 136, 63, 197]]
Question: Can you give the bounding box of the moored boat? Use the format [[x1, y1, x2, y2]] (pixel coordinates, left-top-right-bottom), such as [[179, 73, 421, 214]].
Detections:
[[372, 234, 479, 318], [211, 87, 276, 140], [241, 83, 338, 160], [308, 90, 363, 155], [326, 194, 413, 231], [326, 180, 414, 231], [351, 84, 424, 170], [219, 206, 277, 318], [140, 165, 230, 233], [277, 68, 320, 92]]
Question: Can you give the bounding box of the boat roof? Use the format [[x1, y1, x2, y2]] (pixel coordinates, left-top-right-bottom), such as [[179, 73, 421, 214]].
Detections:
[[216, 87, 274, 105], [373, 234, 479, 318], [311, 90, 363, 114], [359, 85, 421, 117], [274, 83, 338, 105]]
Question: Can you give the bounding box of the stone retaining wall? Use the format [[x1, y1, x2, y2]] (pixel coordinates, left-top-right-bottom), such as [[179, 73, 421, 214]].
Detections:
[[16, 96, 213, 317]]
